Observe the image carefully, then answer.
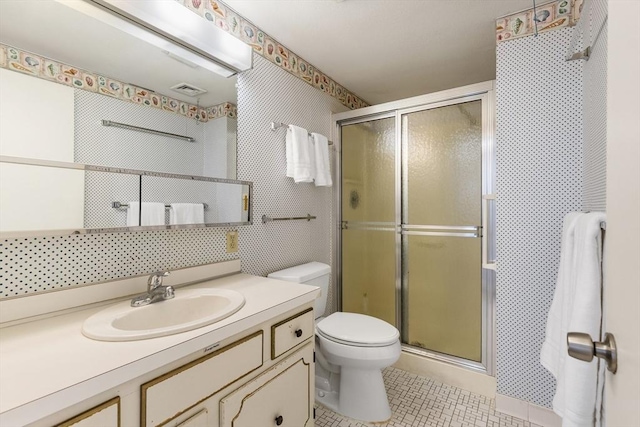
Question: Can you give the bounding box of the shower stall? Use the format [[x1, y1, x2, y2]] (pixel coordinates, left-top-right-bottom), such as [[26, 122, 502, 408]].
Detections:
[[332, 82, 496, 374]]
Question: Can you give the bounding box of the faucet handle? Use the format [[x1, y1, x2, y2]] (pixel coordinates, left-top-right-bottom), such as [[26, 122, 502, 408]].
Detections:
[[148, 271, 170, 289]]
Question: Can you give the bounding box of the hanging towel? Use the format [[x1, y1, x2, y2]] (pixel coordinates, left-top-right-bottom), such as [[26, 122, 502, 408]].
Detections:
[[311, 132, 332, 187], [541, 212, 606, 427], [286, 125, 314, 183], [170, 203, 204, 225], [126, 202, 165, 226]]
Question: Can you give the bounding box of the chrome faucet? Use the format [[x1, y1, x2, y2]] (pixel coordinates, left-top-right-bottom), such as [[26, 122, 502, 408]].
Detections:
[[131, 271, 175, 307]]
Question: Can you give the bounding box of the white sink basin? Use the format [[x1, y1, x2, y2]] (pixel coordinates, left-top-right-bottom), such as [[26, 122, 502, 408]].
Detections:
[[82, 288, 245, 341]]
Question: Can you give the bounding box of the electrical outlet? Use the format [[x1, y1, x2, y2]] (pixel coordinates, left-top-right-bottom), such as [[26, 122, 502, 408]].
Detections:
[[226, 231, 238, 253]]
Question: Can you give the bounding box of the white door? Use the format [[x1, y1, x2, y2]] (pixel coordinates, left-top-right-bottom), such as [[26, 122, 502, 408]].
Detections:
[[603, 1, 640, 425]]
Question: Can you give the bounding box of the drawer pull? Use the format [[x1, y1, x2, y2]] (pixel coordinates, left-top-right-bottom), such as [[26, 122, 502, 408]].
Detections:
[[275, 415, 284, 425], [294, 329, 303, 338]]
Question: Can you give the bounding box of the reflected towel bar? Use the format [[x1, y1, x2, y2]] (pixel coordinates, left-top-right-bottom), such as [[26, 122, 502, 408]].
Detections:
[[262, 214, 316, 224], [112, 202, 208, 209], [270, 122, 333, 145], [102, 120, 196, 142]]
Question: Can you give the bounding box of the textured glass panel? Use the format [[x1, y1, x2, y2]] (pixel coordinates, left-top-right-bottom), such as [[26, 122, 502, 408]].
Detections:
[[405, 234, 482, 362], [342, 229, 396, 325], [404, 101, 482, 226], [341, 118, 395, 223]]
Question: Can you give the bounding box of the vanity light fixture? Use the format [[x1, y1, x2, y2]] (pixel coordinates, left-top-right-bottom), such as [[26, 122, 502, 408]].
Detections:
[[57, 0, 253, 78]]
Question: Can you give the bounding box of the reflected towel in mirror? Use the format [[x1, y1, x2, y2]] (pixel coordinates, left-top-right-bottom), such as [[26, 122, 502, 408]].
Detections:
[[126, 202, 165, 226], [170, 203, 205, 225]]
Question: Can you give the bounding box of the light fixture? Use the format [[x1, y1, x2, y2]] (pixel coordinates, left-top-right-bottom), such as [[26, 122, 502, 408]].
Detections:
[[56, 0, 253, 78]]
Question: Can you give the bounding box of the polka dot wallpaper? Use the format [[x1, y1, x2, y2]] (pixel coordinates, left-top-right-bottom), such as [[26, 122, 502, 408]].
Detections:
[[496, 27, 583, 407]]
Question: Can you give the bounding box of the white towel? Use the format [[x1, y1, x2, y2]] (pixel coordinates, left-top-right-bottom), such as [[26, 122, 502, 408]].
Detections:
[[126, 202, 165, 226], [170, 203, 204, 225], [286, 125, 314, 183], [311, 132, 332, 187], [541, 212, 606, 427]]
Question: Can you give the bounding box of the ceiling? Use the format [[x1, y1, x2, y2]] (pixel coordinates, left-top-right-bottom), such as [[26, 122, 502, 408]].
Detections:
[[224, 0, 532, 105], [0, 0, 237, 106]]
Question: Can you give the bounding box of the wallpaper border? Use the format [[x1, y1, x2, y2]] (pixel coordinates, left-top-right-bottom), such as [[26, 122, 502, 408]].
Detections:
[[177, 0, 369, 110], [496, 0, 583, 43], [0, 43, 237, 123]]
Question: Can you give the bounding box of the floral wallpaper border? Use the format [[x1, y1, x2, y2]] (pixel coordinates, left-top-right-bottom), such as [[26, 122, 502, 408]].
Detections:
[[496, 0, 584, 43], [177, 0, 369, 110], [0, 43, 237, 122]]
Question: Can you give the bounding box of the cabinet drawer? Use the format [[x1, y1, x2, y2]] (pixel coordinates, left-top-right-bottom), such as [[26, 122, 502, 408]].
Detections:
[[142, 331, 263, 427], [271, 308, 314, 359], [57, 397, 120, 427], [220, 343, 313, 427]]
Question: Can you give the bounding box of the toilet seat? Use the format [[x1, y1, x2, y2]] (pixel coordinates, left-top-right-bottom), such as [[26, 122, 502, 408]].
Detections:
[[316, 312, 399, 347]]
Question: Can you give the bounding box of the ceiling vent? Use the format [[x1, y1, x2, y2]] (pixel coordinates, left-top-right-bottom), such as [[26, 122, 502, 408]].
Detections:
[[170, 83, 208, 97]]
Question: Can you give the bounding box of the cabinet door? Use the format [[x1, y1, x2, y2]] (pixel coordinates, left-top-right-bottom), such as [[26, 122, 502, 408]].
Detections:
[[220, 343, 313, 427], [57, 397, 119, 427], [142, 331, 263, 427]]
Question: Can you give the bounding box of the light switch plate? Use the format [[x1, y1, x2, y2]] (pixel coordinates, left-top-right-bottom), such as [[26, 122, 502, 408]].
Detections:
[[226, 231, 238, 253]]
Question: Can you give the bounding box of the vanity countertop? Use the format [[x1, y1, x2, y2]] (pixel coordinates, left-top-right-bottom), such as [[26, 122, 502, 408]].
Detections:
[[0, 273, 319, 426]]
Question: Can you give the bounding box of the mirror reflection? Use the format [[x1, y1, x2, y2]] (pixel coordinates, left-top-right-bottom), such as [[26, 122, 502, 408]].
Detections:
[[0, 0, 238, 179], [0, 0, 252, 234], [0, 160, 251, 233]]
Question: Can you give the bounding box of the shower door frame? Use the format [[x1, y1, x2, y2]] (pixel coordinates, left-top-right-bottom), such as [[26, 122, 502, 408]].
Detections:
[[332, 81, 496, 375]]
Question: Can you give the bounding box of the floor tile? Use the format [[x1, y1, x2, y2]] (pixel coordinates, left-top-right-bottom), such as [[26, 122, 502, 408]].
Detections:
[[315, 367, 530, 427]]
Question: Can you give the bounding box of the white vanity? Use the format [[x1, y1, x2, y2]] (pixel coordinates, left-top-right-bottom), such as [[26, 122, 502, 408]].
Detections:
[[0, 261, 319, 427]]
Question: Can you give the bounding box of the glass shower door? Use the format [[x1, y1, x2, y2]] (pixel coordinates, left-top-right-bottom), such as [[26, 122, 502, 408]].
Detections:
[[341, 117, 397, 326], [401, 100, 483, 362]]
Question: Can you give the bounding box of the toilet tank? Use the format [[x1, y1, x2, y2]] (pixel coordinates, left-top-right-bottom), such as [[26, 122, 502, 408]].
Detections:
[[267, 262, 331, 318]]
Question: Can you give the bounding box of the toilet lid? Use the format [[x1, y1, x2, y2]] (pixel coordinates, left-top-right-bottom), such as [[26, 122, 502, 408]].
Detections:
[[316, 312, 399, 347]]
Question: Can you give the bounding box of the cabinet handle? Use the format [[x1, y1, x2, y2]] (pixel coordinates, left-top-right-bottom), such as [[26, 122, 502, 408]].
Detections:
[[275, 415, 284, 425], [295, 329, 303, 338]]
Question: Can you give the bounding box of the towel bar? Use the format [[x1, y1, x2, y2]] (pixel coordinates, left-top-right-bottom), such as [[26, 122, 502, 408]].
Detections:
[[262, 214, 316, 224], [112, 202, 209, 209], [269, 122, 333, 145]]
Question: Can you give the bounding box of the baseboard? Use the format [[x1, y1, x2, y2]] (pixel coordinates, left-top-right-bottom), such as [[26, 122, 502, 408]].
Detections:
[[495, 394, 562, 427], [393, 351, 496, 397]]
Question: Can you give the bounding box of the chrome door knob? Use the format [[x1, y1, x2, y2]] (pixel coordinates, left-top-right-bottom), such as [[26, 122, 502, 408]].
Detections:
[[567, 332, 618, 374]]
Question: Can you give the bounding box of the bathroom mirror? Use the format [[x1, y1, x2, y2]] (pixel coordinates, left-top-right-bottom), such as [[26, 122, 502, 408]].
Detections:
[[0, 0, 254, 235], [0, 0, 239, 179], [0, 157, 252, 235]]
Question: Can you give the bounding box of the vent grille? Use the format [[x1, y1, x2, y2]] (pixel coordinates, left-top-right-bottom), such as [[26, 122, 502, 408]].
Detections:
[[170, 83, 207, 97]]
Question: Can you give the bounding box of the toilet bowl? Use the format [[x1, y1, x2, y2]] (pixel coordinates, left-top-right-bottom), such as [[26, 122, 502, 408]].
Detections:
[[268, 262, 401, 423]]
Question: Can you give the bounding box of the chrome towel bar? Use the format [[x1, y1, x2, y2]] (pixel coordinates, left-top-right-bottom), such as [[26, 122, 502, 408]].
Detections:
[[270, 122, 333, 145], [262, 214, 316, 224], [102, 120, 196, 142], [112, 202, 208, 209]]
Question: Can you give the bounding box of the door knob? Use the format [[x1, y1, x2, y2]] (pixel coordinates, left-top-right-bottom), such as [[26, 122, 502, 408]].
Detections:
[[567, 332, 617, 374]]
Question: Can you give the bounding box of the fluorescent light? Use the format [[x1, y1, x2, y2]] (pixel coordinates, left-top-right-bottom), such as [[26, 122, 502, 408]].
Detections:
[[56, 0, 252, 78]]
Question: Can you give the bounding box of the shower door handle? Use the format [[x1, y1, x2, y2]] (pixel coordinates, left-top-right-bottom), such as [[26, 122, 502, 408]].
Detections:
[[482, 194, 496, 270], [400, 225, 481, 238]]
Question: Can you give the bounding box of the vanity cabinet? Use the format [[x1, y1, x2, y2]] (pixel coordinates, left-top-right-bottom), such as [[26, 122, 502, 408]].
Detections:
[[141, 331, 264, 427], [135, 308, 315, 427], [220, 343, 313, 427], [271, 308, 314, 359], [56, 397, 120, 427], [0, 269, 320, 427]]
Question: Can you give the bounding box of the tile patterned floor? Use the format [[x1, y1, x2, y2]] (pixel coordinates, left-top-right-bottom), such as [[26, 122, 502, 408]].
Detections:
[[315, 367, 540, 427]]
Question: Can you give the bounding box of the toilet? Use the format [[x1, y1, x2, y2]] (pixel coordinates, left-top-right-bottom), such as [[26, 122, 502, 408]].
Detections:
[[268, 262, 401, 422]]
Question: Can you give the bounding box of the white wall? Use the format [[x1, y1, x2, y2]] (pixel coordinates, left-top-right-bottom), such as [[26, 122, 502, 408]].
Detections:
[[0, 164, 84, 232], [0, 68, 84, 232], [0, 68, 74, 161]]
